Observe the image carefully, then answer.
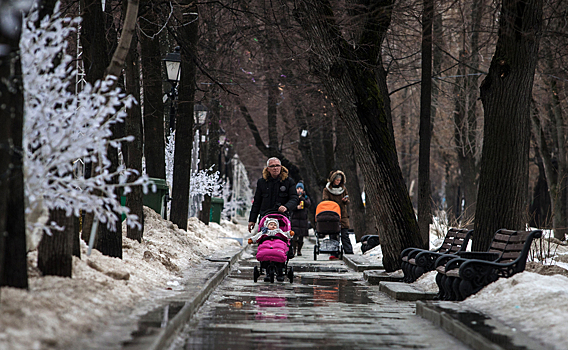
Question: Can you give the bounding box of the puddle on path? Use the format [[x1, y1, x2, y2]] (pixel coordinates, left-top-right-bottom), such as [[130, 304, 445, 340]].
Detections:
[[171, 261, 462, 350]]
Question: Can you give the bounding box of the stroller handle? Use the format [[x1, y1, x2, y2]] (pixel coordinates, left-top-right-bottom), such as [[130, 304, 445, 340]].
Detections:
[[262, 208, 290, 219]]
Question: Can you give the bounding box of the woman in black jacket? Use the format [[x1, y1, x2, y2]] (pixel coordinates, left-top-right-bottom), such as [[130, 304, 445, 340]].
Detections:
[[291, 182, 311, 256]]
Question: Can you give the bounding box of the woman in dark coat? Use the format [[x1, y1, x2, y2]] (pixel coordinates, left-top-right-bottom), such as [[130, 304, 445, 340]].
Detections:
[[291, 182, 311, 256], [322, 170, 353, 258]]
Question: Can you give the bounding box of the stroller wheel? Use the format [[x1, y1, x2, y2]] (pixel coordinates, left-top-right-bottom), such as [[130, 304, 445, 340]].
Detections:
[[266, 265, 276, 283], [288, 266, 294, 283], [313, 246, 317, 261], [253, 266, 260, 283]]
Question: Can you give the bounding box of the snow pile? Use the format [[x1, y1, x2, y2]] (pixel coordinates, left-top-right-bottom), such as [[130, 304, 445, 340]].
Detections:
[[412, 271, 438, 293], [463, 272, 568, 350], [0, 207, 247, 350]]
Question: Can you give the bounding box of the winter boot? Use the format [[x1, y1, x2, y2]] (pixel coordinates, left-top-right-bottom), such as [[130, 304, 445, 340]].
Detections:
[[297, 241, 303, 256], [291, 241, 297, 257]]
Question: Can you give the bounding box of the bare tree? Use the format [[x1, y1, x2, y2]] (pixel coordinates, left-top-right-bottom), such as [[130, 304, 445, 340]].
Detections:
[[418, 0, 434, 242], [124, 25, 144, 242], [170, 1, 199, 230], [474, 0, 543, 250], [294, 0, 424, 271], [0, 1, 30, 289], [140, 0, 166, 179]]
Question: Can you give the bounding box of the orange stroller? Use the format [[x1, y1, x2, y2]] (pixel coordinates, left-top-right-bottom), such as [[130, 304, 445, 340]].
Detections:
[[313, 201, 342, 260]]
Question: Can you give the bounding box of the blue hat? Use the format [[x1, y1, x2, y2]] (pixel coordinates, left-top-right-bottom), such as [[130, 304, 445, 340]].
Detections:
[[296, 182, 304, 190]]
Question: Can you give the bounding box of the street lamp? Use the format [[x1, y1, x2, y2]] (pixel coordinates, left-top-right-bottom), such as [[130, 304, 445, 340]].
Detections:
[[218, 127, 226, 145], [194, 104, 208, 126], [164, 46, 181, 83], [163, 46, 181, 132]]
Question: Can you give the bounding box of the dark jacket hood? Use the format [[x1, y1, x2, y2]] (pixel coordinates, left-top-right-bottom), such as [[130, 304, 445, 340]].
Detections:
[[263, 165, 290, 181]]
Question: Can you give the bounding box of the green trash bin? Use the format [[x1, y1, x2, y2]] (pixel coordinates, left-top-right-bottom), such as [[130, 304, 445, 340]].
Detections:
[[209, 197, 224, 224], [120, 178, 169, 221], [143, 177, 169, 219]]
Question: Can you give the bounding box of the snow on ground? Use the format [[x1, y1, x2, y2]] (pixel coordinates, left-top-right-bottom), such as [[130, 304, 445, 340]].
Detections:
[[462, 272, 568, 350], [362, 225, 568, 350], [0, 207, 247, 350]]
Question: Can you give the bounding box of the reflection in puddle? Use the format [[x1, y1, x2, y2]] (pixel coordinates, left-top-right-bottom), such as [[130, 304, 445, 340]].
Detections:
[[255, 296, 288, 320]]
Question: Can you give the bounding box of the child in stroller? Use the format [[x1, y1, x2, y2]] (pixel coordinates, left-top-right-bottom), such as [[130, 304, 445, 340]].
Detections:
[[313, 201, 343, 260], [248, 212, 295, 283]]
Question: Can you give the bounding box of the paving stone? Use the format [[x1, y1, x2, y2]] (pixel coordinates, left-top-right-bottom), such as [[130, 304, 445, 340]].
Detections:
[[379, 281, 438, 301], [343, 253, 384, 271], [364, 270, 404, 284], [417, 301, 554, 350]]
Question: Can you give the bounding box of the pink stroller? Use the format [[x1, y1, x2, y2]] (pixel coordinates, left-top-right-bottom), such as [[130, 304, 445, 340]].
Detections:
[[252, 211, 294, 283]]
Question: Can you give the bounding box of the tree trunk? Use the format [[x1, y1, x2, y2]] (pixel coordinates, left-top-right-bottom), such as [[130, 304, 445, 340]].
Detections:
[[140, 0, 166, 179], [0, 19, 28, 290], [335, 118, 366, 242], [80, 0, 111, 242], [474, 0, 543, 250], [295, 0, 424, 271], [38, 209, 74, 277], [105, 0, 139, 79], [418, 0, 434, 243], [529, 153, 551, 228], [461, 0, 485, 224], [531, 97, 565, 238], [95, 121, 123, 258], [199, 99, 221, 225], [292, 99, 320, 201], [73, 216, 81, 258], [125, 27, 144, 242], [170, 1, 199, 230]]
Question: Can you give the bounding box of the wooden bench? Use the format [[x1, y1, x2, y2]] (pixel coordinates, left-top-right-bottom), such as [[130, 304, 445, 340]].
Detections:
[[434, 229, 542, 301], [401, 228, 473, 283]]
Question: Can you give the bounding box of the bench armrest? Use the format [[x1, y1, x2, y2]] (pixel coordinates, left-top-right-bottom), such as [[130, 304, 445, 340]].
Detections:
[[414, 250, 450, 270], [444, 257, 469, 272], [401, 247, 423, 259]]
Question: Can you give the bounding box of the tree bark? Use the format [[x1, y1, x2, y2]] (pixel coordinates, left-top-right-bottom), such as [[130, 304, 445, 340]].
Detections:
[[294, 0, 424, 271], [140, 0, 166, 179], [418, 0, 434, 244], [124, 27, 144, 242], [73, 216, 81, 258], [80, 0, 110, 84], [80, 0, 111, 242], [38, 209, 74, 277], [170, 1, 199, 230], [198, 99, 220, 225], [530, 97, 565, 238], [105, 0, 140, 79], [474, 0, 543, 250], [0, 17, 28, 289], [335, 118, 366, 241], [460, 0, 485, 224]]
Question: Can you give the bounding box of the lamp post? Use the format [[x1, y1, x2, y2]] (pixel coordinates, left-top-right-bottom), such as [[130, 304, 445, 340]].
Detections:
[[163, 46, 181, 133], [218, 127, 227, 179]]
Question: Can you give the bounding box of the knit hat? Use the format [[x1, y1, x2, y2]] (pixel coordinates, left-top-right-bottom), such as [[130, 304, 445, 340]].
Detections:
[[296, 182, 304, 190], [264, 218, 279, 228]]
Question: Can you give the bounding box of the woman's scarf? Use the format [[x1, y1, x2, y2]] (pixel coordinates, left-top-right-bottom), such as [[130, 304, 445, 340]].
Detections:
[[325, 182, 345, 195]]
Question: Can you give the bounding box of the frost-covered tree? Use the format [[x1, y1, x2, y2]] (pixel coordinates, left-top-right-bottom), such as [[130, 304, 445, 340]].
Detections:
[[165, 130, 223, 221], [21, 6, 149, 252]]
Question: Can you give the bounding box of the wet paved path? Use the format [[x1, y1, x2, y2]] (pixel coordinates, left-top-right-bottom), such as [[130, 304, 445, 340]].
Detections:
[[169, 242, 469, 350]]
